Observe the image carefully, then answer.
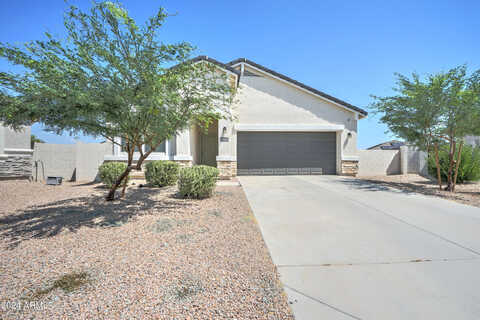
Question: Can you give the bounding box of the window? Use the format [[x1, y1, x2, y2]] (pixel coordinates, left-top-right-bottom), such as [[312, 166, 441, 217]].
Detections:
[[145, 141, 166, 153], [120, 138, 166, 153], [120, 138, 139, 152]]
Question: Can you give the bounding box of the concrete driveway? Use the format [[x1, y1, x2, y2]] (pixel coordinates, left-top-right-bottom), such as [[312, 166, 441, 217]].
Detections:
[[239, 175, 480, 320]]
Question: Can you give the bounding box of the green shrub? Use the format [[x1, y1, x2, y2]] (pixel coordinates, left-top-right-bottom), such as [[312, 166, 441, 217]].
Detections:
[[178, 165, 219, 199], [145, 160, 180, 187], [98, 162, 128, 188], [428, 145, 480, 183]]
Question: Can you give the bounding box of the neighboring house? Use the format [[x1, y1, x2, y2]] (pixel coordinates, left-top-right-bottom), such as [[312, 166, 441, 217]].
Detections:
[[367, 140, 405, 150], [104, 56, 368, 178], [0, 125, 34, 179]]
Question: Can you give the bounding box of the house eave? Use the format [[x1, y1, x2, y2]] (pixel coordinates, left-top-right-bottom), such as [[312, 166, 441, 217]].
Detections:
[[228, 58, 368, 117]]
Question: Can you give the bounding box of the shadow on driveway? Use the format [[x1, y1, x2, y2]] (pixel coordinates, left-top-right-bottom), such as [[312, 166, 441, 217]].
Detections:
[[334, 177, 418, 194], [336, 177, 474, 203]]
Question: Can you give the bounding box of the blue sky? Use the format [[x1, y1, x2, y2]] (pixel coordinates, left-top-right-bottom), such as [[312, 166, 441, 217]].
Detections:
[[1, 0, 479, 148]]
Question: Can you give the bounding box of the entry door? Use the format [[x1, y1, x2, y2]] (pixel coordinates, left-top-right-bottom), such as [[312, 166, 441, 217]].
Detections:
[[201, 134, 218, 167]]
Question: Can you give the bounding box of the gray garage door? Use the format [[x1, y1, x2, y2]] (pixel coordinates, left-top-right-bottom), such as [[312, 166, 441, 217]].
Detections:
[[237, 132, 336, 175]]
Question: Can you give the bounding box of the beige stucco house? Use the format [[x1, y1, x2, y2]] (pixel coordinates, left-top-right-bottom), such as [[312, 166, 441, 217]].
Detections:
[[104, 56, 367, 178], [0, 125, 33, 179]]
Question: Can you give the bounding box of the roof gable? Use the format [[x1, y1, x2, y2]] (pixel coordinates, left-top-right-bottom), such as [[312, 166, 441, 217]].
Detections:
[[189, 56, 240, 77], [227, 58, 367, 117]]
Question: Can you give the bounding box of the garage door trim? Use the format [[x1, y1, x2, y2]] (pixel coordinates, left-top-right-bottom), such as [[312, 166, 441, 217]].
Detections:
[[237, 131, 337, 175], [235, 123, 345, 132]]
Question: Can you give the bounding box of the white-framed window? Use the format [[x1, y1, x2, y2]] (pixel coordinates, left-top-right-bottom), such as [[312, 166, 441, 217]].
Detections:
[[120, 138, 140, 153], [114, 137, 170, 157], [145, 141, 166, 153], [119, 139, 166, 154]]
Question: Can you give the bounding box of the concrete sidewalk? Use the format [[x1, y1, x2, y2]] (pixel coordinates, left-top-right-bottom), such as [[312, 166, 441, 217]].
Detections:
[[239, 175, 480, 320]]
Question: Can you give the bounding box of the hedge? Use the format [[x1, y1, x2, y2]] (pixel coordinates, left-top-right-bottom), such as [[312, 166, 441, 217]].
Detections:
[[178, 165, 219, 199], [98, 162, 128, 188], [145, 160, 180, 187]]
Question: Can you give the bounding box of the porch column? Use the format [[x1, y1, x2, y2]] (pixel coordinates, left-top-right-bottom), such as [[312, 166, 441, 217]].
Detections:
[[216, 119, 236, 179], [173, 128, 192, 167]]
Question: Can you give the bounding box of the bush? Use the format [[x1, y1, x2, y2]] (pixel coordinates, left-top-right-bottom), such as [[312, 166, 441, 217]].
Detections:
[[178, 165, 219, 199], [428, 145, 480, 183], [98, 162, 128, 188], [145, 160, 180, 187]]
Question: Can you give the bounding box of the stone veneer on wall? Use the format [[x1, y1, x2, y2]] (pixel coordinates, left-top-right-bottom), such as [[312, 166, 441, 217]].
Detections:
[[341, 160, 359, 176], [175, 160, 193, 168], [217, 161, 237, 180], [0, 154, 33, 178]]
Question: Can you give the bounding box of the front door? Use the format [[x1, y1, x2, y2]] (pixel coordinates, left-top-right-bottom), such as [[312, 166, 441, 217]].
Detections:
[[200, 122, 218, 167]]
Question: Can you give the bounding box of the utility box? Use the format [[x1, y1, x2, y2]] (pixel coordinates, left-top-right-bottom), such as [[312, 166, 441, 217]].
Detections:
[[46, 176, 63, 185]]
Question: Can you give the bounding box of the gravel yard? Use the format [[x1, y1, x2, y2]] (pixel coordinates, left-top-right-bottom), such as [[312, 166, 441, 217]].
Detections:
[[0, 180, 293, 319], [356, 174, 480, 208]]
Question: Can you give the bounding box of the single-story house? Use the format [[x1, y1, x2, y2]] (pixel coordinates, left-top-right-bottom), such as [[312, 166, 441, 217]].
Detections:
[[0, 125, 34, 179], [367, 140, 405, 150], [104, 56, 368, 178]]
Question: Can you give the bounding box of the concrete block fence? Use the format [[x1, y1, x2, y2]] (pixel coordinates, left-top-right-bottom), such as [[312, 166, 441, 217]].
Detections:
[[358, 146, 428, 177], [33, 142, 112, 182]]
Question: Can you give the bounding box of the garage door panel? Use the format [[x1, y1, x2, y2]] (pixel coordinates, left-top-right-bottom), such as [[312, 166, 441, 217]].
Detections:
[[237, 132, 336, 175]]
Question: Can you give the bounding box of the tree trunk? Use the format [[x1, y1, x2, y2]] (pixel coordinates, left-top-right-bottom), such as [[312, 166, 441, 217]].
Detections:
[[106, 166, 133, 201], [445, 140, 456, 192], [120, 174, 129, 198], [106, 144, 134, 201], [104, 140, 161, 201], [434, 142, 442, 190], [119, 149, 134, 198], [452, 141, 464, 192]]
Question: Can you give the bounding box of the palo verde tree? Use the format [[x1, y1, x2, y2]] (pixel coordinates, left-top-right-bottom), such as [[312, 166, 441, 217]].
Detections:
[[371, 66, 480, 191], [0, 2, 236, 200]]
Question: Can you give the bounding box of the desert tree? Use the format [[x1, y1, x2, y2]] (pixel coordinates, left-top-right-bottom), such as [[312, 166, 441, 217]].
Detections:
[[371, 66, 480, 191], [0, 1, 236, 200]]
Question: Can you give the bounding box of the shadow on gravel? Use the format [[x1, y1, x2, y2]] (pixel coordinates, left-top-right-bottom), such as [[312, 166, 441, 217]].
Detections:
[[0, 188, 193, 248]]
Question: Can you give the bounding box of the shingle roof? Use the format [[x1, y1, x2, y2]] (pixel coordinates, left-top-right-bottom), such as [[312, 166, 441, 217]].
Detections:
[[227, 58, 368, 116]]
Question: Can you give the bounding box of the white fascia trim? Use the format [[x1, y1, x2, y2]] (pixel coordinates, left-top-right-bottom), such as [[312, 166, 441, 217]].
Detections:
[[342, 155, 360, 161], [232, 62, 364, 118], [173, 155, 193, 161], [193, 60, 239, 81], [216, 155, 236, 161], [104, 154, 172, 161], [235, 124, 345, 132], [4, 148, 34, 154]]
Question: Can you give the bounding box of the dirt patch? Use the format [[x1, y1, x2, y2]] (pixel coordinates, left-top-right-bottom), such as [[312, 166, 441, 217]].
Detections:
[[356, 174, 480, 208], [29, 271, 90, 300], [0, 180, 293, 319]]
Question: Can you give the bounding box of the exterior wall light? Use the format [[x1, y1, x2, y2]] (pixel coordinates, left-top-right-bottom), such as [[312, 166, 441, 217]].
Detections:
[[220, 126, 229, 142]]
